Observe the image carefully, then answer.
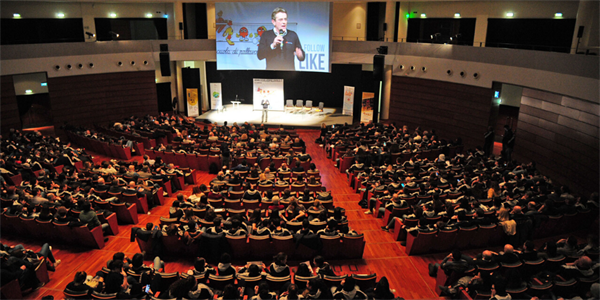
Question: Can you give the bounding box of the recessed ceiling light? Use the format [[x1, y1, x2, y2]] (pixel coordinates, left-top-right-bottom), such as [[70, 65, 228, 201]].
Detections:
[[555, 13, 563, 17], [420, 13, 426, 18], [454, 13, 461, 18], [25, 89, 33, 94], [56, 12, 65, 18], [146, 13, 153, 18], [506, 12, 514, 17], [109, 12, 117, 18], [163, 14, 168, 18], [13, 13, 21, 18]]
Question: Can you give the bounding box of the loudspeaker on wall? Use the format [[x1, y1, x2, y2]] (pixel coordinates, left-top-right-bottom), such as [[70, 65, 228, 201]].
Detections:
[[160, 52, 171, 77]]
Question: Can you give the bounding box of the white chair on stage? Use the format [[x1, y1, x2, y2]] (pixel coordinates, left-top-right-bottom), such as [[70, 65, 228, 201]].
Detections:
[[285, 99, 294, 113], [314, 102, 325, 115], [295, 99, 304, 113], [304, 100, 313, 113]]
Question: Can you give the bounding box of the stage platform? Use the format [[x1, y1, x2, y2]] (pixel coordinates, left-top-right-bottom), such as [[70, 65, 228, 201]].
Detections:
[[195, 104, 353, 128]]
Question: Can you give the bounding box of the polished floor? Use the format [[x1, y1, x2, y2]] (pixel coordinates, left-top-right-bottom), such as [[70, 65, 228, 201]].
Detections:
[[2, 128, 586, 300]]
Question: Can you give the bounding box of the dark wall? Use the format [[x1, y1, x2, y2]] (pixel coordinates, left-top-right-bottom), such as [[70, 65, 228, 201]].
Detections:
[[206, 62, 364, 111], [515, 88, 599, 196], [95, 18, 168, 41], [183, 3, 208, 39], [1, 18, 84, 45], [48, 71, 158, 130], [407, 18, 476, 45], [1, 76, 20, 134], [486, 19, 576, 53], [366, 2, 386, 41], [389, 76, 493, 150]]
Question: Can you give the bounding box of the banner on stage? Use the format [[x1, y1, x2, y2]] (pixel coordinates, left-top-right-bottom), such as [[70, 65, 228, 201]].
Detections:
[[361, 92, 374, 124], [186, 88, 200, 117], [253, 78, 284, 111], [342, 86, 354, 116], [209, 83, 223, 111]]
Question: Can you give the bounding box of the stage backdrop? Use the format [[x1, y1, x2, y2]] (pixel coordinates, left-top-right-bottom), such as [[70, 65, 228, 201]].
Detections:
[[210, 83, 223, 110], [253, 78, 284, 111]]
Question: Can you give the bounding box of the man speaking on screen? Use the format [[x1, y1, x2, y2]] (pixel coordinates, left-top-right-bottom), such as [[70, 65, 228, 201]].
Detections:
[[257, 7, 305, 70]]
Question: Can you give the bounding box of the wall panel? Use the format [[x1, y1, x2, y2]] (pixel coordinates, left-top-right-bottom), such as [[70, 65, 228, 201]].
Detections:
[[514, 88, 599, 196], [48, 71, 158, 130], [1, 75, 20, 134], [389, 76, 493, 150]]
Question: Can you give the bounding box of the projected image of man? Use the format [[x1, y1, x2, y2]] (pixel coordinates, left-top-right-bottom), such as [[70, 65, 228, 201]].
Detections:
[[257, 7, 305, 70]]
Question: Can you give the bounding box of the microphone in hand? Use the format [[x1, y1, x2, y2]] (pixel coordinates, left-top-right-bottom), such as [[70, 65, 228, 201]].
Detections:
[[279, 30, 284, 50]]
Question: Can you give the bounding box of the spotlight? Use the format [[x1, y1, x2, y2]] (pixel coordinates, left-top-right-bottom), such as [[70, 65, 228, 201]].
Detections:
[[117, 61, 123, 66], [66, 64, 72, 70], [473, 73, 480, 79], [446, 69, 453, 76], [54, 65, 61, 70], [143, 61, 149, 65], [78, 63, 83, 69], [85, 31, 96, 39], [109, 31, 119, 40], [89, 62, 94, 68], [410, 66, 416, 71], [399, 65, 405, 70], [130, 61, 136, 66], [460, 71, 466, 78], [421, 67, 427, 72]]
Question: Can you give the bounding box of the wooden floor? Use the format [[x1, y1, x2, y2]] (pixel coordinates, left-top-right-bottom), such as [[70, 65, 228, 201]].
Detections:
[[2, 128, 585, 300]]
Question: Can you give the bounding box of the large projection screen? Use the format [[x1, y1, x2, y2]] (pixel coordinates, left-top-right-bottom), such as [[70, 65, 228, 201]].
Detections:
[[215, 2, 331, 72]]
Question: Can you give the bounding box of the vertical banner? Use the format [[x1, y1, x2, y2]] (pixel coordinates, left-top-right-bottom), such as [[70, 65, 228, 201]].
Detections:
[[252, 78, 285, 111], [342, 86, 355, 116], [185, 88, 199, 117], [209, 83, 223, 111], [361, 92, 374, 124]]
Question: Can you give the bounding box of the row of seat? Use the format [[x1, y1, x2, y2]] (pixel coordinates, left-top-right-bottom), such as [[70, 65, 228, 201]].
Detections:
[[65, 269, 377, 300], [0, 257, 50, 299], [136, 233, 365, 261], [403, 208, 597, 255], [160, 214, 344, 234], [1, 213, 117, 249], [66, 131, 140, 161], [439, 262, 599, 300], [94, 124, 155, 151], [145, 149, 314, 175]]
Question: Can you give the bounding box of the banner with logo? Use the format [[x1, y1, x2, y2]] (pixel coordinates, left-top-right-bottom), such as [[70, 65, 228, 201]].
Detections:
[[186, 88, 199, 117], [361, 92, 374, 124], [342, 86, 355, 116], [252, 78, 284, 111], [209, 83, 223, 111]]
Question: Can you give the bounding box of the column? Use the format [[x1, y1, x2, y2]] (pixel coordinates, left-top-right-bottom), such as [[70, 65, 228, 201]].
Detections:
[[473, 15, 488, 47]]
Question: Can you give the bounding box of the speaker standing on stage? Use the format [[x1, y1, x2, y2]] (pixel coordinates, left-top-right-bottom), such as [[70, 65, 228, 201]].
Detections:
[[257, 7, 305, 70], [261, 99, 270, 123]]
